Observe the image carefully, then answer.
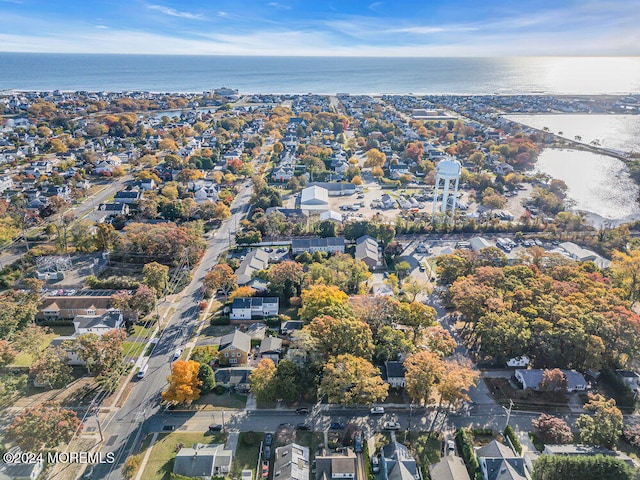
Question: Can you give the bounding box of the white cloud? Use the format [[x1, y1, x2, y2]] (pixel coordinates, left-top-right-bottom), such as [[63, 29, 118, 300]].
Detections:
[[95, 25, 109, 30], [147, 4, 204, 20], [267, 2, 291, 10]]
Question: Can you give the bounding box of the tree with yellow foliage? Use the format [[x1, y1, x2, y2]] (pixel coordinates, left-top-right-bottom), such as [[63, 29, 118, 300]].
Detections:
[[161, 359, 202, 405]]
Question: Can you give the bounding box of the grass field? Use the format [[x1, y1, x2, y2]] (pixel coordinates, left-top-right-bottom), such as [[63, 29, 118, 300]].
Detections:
[[230, 432, 265, 479], [140, 431, 227, 480], [122, 341, 147, 358]]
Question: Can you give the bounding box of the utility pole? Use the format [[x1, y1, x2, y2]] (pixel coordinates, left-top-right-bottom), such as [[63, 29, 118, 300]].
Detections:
[[503, 399, 514, 431]]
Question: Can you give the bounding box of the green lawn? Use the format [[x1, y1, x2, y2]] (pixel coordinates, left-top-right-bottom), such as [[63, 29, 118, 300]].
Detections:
[[196, 391, 247, 410], [140, 431, 227, 480], [122, 341, 147, 358], [9, 332, 59, 367], [129, 325, 155, 339], [230, 432, 264, 479], [403, 432, 442, 477]]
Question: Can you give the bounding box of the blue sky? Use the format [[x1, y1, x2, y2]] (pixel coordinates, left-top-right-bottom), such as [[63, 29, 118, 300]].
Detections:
[[0, 0, 638, 55]]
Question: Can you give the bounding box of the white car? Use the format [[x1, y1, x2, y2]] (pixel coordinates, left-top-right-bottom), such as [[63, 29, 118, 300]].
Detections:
[[370, 406, 385, 415], [447, 440, 455, 452], [383, 421, 401, 430], [173, 348, 183, 360]]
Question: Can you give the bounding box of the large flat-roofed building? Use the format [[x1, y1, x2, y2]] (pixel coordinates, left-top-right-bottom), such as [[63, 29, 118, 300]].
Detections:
[[291, 237, 345, 255]]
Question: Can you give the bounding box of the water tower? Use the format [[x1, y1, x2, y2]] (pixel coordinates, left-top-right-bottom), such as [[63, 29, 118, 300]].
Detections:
[[432, 157, 462, 221]]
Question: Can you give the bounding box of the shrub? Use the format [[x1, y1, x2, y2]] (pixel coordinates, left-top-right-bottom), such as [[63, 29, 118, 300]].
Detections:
[[455, 428, 480, 479], [122, 454, 142, 480], [213, 385, 227, 395], [504, 425, 522, 455]]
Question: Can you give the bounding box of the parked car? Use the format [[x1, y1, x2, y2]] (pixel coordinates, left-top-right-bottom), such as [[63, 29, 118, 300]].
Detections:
[[209, 424, 222, 432], [264, 446, 271, 460], [370, 406, 385, 415], [354, 433, 363, 453], [296, 423, 311, 431], [173, 348, 182, 360], [82, 466, 94, 479], [264, 433, 273, 446], [330, 422, 346, 430], [447, 440, 455, 453], [295, 407, 309, 415], [383, 421, 401, 430], [371, 457, 380, 473], [261, 462, 269, 478]]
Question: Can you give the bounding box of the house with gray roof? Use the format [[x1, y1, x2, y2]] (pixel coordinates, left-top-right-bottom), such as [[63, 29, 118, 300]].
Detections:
[[380, 441, 421, 480], [260, 337, 283, 365], [515, 369, 587, 392], [429, 456, 470, 480], [73, 311, 124, 336], [235, 248, 270, 285], [290, 237, 345, 255], [315, 448, 357, 480], [355, 235, 379, 270], [475, 440, 528, 480], [273, 443, 310, 480], [173, 443, 232, 480], [383, 361, 407, 388]]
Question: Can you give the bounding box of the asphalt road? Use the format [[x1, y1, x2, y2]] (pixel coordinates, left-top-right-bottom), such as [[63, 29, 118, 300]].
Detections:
[[93, 179, 254, 480]]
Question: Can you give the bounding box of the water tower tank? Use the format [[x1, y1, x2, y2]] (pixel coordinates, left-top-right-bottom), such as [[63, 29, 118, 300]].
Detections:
[[436, 158, 462, 178]]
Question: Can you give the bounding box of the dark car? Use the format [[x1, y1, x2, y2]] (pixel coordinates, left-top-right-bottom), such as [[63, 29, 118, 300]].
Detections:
[[297, 423, 311, 431], [208, 424, 222, 432], [330, 422, 346, 430], [354, 433, 363, 453], [265, 433, 273, 446], [264, 446, 271, 460], [296, 407, 309, 415]]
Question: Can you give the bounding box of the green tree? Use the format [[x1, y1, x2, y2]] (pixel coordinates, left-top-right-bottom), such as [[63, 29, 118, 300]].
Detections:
[[577, 394, 623, 449], [299, 285, 353, 322], [249, 358, 277, 402], [319, 354, 388, 405], [75, 329, 126, 376], [303, 315, 374, 360], [198, 363, 216, 393], [373, 325, 414, 364], [532, 455, 634, 480], [143, 262, 170, 295], [30, 347, 72, 389]]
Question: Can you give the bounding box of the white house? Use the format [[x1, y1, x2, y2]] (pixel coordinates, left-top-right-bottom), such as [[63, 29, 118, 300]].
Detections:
[[300, 185, 329, 210], [230, 297, 279, 320], [235, 248, 270, 285], [384, 361, 406, 388], [73, 312, 124, 336], [274, 443, 310, 480], [515, 369, 587, 392], [173, 443, 233, 480]]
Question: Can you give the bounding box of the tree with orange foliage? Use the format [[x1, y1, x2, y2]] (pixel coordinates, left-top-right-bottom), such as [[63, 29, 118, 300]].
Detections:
[[161, 359, 202, 405]]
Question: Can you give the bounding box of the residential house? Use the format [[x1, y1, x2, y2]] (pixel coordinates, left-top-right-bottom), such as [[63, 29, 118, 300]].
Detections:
[[45, 185, 71, 199], [138, 178, 156, 191], [37, 294, 115, 321], [428, 456, 470, 480], [272, 165, 295, 182], [290, 237, 345, 255], [217, 330, 252, 365], [173, 443, 233, 480], [0, 176, 13, 195], [380, 441, 421, 480], [381, 194, 397, 209], [73, 311, 124, 336], [99, 203, 130, 215], [281, 320, 303, 335], [315, 448, 357, 480], [355, 235, 379, 270], [383, 361, 406, 388], [617, 370, 640, 392], [273, 443, 310, 480], [514, 369, 588, 392], [475, 440, 528, 480], [214, 368, 251, 390], [230, 297, 279, 321], [260, 337, 283, 365], [114, 190, 142, 204], [235, 248, 270, 285]]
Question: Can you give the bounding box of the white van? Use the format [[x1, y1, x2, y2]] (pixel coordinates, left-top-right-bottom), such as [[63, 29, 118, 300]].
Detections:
[[137, 364, 149, 379]]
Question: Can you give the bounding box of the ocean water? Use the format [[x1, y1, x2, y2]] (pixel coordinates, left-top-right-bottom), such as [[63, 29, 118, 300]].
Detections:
[[1, 54, 639, 94]]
